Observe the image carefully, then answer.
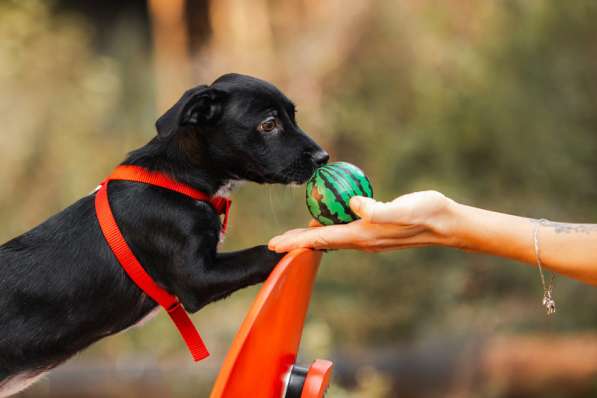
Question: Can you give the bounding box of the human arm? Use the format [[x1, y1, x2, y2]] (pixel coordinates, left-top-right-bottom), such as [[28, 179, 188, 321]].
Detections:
[[268, 191, 597, 286]]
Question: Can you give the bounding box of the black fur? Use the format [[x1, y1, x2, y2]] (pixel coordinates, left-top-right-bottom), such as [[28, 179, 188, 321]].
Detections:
[[0, 74, 328, 390]]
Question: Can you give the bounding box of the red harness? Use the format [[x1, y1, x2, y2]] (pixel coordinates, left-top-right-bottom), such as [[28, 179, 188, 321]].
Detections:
[[94, 165, 232, 361]]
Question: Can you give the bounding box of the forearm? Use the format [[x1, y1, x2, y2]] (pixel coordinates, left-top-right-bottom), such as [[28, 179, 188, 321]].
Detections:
[[445, 202, 597, 285]]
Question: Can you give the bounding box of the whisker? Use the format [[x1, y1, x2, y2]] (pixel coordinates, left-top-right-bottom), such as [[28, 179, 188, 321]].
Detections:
[[268, 186, 281, 229]]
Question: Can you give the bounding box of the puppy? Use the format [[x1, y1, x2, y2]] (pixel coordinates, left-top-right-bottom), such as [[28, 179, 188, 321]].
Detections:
[[0, 73, 328, 397]]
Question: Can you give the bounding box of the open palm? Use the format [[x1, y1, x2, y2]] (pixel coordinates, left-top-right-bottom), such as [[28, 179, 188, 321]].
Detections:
[[269, 191, 453, 252]]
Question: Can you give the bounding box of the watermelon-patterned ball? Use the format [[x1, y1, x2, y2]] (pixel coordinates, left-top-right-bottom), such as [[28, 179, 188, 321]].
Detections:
[[306, 162, 373, 225]]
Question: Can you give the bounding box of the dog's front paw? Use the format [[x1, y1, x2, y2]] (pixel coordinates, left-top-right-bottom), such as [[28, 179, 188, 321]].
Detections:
[[251, 245, 285, 281], [174, 246, 287, 310]]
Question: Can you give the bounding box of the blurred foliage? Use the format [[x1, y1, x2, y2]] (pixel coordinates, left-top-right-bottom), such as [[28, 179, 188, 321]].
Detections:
[[2, 0, 597, 397], [314, 0, 597, 348], [310, 2, 597, 394], [0, 0, 154, 238]]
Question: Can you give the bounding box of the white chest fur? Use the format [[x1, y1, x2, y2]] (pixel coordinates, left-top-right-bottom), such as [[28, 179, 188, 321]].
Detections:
[[0, 372, 46, 398], [214, 180, 242, 199], [213, 180, 242, 243]]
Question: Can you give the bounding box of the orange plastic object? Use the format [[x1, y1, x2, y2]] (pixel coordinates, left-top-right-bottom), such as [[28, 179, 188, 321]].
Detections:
[[301, 360, 334, 398], [210, 249, 323, 398]]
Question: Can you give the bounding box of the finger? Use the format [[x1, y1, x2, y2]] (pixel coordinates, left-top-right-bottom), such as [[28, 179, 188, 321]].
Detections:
[[268, 228, 310, 251], [308, 219, 323, 228], [350, 196, 410, 224], [349, 196, 374, 220], [269, 225, 358, 252], [269, 229, 322, 252], [362, 239, 432, 252], [349, 197, 393, 223]]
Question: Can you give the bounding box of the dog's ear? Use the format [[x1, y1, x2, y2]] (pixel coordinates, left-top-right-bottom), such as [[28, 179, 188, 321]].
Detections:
[[155, 85, 225, 137], [179, 87, 225, 126]]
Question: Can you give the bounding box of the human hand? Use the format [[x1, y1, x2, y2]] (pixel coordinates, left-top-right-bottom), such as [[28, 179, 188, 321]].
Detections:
[[268, 190, 456, 253]]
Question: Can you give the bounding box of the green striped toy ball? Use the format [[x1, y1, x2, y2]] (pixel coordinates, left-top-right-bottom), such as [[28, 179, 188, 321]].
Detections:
[[306, 162, 373, 225]]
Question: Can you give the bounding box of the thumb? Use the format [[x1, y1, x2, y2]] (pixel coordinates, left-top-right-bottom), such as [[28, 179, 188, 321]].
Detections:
[[350, 196, 402, 224], [349, 196, 380, 222]]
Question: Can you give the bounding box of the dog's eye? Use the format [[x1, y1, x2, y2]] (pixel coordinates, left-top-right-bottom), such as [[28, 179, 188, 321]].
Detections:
[[258, 117, 278, 133]]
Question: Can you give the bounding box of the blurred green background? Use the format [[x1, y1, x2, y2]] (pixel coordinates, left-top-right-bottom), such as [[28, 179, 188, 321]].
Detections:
[[2, 0, 597, 397]]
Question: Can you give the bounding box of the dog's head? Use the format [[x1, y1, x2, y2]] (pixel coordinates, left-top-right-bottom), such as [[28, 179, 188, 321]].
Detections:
[[155, 73, 328, 185]]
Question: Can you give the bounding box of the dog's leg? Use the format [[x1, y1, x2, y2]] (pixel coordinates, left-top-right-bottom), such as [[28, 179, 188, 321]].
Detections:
[[0, 372, 47, 398], [209, 246, 285, 301], [173, 246, 284, 313]]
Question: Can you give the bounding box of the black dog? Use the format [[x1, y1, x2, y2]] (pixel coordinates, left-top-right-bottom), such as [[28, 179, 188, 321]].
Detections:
[[0, 73, 328, 396]]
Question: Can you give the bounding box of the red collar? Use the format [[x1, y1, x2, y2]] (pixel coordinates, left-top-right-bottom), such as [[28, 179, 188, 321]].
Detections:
[[94, 165, 232, 361]]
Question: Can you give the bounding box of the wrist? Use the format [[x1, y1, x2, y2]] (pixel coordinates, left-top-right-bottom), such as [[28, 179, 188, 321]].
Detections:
[[429, 198, 469, 248], [437, 201, 535, 257]]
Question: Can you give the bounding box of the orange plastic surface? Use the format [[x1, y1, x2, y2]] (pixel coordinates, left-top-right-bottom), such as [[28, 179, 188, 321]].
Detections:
[[301, 360, 334, 398], [209, 249, 323, 398]]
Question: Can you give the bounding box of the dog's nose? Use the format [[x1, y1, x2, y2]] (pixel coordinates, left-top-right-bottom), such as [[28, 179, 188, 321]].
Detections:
[[312, 150, 330, 166]]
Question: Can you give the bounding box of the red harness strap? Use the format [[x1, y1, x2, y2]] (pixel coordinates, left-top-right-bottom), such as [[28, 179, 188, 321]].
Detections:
[[94, 165, 232, 361]]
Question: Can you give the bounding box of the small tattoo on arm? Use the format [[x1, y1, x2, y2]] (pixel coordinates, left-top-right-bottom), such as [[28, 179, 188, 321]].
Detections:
[[532, 219, 597, 234]]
